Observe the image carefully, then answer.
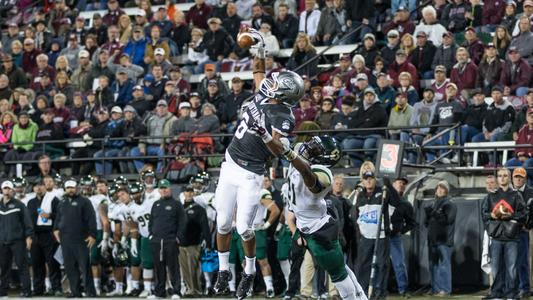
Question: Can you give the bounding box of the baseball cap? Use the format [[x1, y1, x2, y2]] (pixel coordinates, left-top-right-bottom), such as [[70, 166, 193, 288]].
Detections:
[[472, 88, 484, 96], [446, 83, 458, 90], [7, 21, 18, 27], [43, 108, 55, 115], [339, 54, 351, 61], [363, 33, 375, 42], [64, 179, 77, 188], [397, 5, 408, 11], [416, 31, 427, 38], [111, 106, 122, 114], [465, 26, 476, 33], [133, 85, 143, 91], [207, 17, 222, 24], [396, 176, 409, 184], [124, 105, 136, 113], [93, 13, 102, 19], [154, 48, 165, 56], [158, 179, 171, 188], [133, 25, 144, 32], [156, 100, 168, 107], [136, 8, 146, 16], [208, 79, 218, 86], [179, 102, 191, 109], [485, 42, 496, 48], [508, 46, 519, 53], [513, 167, 527, 178], [524, 0, 533, 6], [165, 80, 175, 86], [190, 92, 200, 98], [356, 73, 368, 81], [396, 49, 407, 56], [79, 50, 90, 58], [387, 30, 399, 38], [169, 65, 181, 72], [232, 76, 242, 83], [117, 67, 128, 75], [364, 87, 377, 96], [362, 171, 375, 179], [76, 16, 85, 22], [435, 65, 446, 73], [442, 31, 453, 38], [1, 181, 13, 189]]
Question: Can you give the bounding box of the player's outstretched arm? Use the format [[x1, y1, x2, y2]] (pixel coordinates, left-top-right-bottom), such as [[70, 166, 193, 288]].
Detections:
[[253, 56, 266, 90]]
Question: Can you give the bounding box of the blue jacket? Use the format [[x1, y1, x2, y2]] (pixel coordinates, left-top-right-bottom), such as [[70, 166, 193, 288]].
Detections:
[[111, 79, 134, 107], [105, 118, 125, 149], [123, 38, 148, 67]]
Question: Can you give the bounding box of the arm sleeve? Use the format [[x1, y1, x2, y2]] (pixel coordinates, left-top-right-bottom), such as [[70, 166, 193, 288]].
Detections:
[[22, 205, 34, 238]]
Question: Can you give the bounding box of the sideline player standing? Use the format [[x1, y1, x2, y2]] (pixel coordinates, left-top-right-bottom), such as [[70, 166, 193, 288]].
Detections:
[[213, 27, 305, 299], [276, 135, 367, 300]]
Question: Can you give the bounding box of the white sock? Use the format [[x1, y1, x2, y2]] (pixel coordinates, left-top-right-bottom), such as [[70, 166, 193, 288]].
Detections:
[[345, 266, 368, 300], [203, 272, 212, 289], [334, 276, 357, 300], [126, 271, 132, 290], [94, 278, 101, 290], [45, 277, 51, 290], [143, 269, 153, 280], [116, 282, 123, 293], [144, 281, 152, 292], [218, 251, 230, 271], [228, 264, 236, 291], [244, 256, 256, 275], [132, 280, 140, 289], [280, 260, 290, 286], [263, 275, 273, 291]]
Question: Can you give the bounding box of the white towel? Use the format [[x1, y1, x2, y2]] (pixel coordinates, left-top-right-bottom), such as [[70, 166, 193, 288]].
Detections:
[[481, 230, 491, 275], [37, 191, 54, 226]]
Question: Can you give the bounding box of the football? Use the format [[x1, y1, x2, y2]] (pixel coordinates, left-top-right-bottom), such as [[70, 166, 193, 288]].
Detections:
[[237, 31, 256, 49]]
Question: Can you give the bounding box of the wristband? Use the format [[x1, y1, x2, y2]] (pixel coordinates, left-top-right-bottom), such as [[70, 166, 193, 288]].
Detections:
[[284, 150, 297, 161], [261, 132, 273, 143], [263, 221, 271, 230], [276, 222, 283, 231], [103, 231, 109, 240]]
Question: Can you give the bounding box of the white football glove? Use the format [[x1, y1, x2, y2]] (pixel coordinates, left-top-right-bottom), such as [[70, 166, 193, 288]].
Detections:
[[130, 238, 138, 257], [120, 236, 129, 250], [98, 232, 110, 254], [112, 243, 119, 258], [261, 221, 271, 231], [249, 28, 266, 59]]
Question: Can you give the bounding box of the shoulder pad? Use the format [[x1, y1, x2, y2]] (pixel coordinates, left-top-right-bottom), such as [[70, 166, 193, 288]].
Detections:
[[260, 189, 272, 199], [311, 165, 333, 189]]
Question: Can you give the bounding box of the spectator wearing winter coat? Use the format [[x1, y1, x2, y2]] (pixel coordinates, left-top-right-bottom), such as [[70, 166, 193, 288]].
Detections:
[[388, 92, 413, 141], [251, 23, 280, 57], [21, 38, 42, 75], [441, 0, 470, 33], [287, 33, 319, 78], [85, 51, 115, 94], [102, 0, 125, 26], [298, 0, 321, 41], [331, 95, 355, 142], [460, 89, 488, 144], [314, 97, 338, 129], [411, 31, 437, 79], [59, 35, 82, 70], [107, 53, 144, 82], [315, 3, 344, 46], [330, 55, 353, 85], [406, 89, 438, 162], [36, 108, 65, 158], [171, 102, 196, 136], [383, 6, 415, 38], [221, 3, 242, 41], [414, 6, 447, 47], [508, 16, 533, 65], [195, 18, 235, 68], [250, 4, 275, 30], [274, 4, 299, 48], [186, 0, 213, 30], [94, 75, 115, 109], [123, 27, 148, 67], [345, 0, 374, 42], [118, 105, 146, 174], [450, 47, 478, 100], [4, 111, 38, 177], [293, 97, 318, 130], [93, 106, 126, 176], [111, 70, 134, 108], [482, 0, 506, 31], [355, 34, 381, 69], [381, 30, 401, 68], [218, 77, 251, 133], [500, 47, 532, 97], [198, 65, 230, 100], [51, 93, 71, 131], [397, 72, 420, 105], [505, 108, 533, 173], [463, 27, 485, 65], [431, 32, 457, 77], [194, 103, 220, 134], [476, 43, 504, 96], [70, 50, 92, 92], [388, 49, 419, 90], [472, 86, 515, 143], [343, 88, 388, 166], [0, 54, 27, 90], [376, 73, 397, 113]]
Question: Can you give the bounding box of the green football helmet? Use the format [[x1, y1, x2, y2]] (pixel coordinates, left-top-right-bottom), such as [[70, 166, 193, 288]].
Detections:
[[53, 173, 63, 186], [12, 177, 27, 188], [80, 175, 95, 187], [108, 183, 119, 199], [190, 171, 210, 193], [298, 135, 341, 167], [114, 176, 128, 187], [140, 170, 157, 189], [129, 182, 144, 194]]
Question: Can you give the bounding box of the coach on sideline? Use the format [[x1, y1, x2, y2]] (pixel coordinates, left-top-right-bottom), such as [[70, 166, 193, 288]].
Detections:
[[0, 180, 33, 297]]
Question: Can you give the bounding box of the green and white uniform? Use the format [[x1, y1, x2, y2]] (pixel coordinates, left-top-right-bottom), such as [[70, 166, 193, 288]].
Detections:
[[117, 201, 141, 266], [89, 194, 108, 264], [251, 189, 272, 260], [287, 164, 367, 300], [130, 189, 160, 269], [276, 183, 292, 261]]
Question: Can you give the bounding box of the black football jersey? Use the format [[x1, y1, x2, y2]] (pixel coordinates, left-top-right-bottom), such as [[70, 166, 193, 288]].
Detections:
[[227, 94, 295, 175]]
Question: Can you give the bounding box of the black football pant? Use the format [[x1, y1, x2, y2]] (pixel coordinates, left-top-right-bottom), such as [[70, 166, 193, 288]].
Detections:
[[62, 241, 95, 297], [152, 239, 181, 297], [286, 239, 306, 297], [31, 231, 62, 295], [0, 240, 31, 296]]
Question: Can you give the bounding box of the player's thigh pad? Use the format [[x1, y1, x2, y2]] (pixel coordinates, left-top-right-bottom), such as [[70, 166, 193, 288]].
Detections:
[[214, 161, 240, 235], [255, 230, 267, 260]]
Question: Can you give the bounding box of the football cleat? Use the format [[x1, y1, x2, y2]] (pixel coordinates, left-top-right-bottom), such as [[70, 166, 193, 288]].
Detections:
[[236, 273, 255, 300], [213, 270, 232, 295]]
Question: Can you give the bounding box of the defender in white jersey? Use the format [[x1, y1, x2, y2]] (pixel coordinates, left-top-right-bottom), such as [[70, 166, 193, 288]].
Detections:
[[214, 27, 304, 300], [13, 177, 34, 206], [279, 135, 367, 300]]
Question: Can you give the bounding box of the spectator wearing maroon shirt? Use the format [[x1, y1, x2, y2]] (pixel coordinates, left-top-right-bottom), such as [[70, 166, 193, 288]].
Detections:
[[97, 25, 124, 64], [52, 93, 71, 130], [294, 97, 318, 130], [383, 6, 415, 38], [21, 38, 41, 75], [462, 27, 485, 65], [31, 54, 56, 84], [330, 54, 353, 84], [388, 49, 419, 90], [476, 43, 504, 96], [102, 0, 125, 27], [167, 66, 191, 100], [482, 0, 506, 32], [500, 46, 532, 97], [186, 0, 213, 30], [505, 107, 533, 179], [450, 47, 478, 100]]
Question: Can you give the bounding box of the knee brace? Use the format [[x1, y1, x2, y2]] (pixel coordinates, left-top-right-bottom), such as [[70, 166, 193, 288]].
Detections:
[[239, 229, 255, 242]]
